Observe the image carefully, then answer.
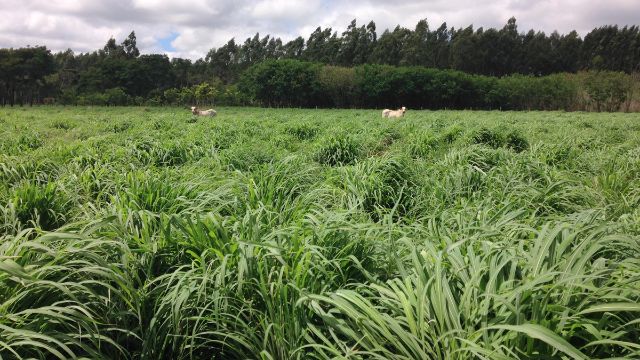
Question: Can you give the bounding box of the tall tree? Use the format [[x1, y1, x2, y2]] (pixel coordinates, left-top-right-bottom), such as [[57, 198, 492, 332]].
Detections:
[[304, 27, 339, 64], [495, 17, 522, 75], [265, 37, 284, 59], [450, 26, 483, 74], [337, 20, 376, 66], [371, 26, 411, 65], [54, 49, 79, 91], [171, 57, 193, 87], [521, 30, 553, 75], [433, 23, 451, 68], [101, 37, 124, 58], [206, 39, 240, 83], [583, 25, 640, 72], [283, 37, 304, 59], [122, 31, 140, 58], [401, 19, 430, 66], [126, 54, 175, 97], [0, 47, 55, 105]]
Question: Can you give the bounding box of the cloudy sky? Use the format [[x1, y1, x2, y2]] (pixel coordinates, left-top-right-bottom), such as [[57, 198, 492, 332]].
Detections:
[[1, 0, 638, 60]]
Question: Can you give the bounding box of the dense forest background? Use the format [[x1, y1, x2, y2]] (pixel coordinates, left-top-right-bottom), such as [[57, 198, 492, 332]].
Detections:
[[1, 18, 639, 110]]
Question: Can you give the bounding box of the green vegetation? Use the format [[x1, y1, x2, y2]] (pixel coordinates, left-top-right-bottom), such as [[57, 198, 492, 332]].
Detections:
[[241, 61, 638, 110], [2, 20, 640, 109], [1, 106, 639, 359]]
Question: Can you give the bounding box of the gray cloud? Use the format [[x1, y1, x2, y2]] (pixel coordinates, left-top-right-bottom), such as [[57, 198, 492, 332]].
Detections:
[[0, 0, 638, 59]]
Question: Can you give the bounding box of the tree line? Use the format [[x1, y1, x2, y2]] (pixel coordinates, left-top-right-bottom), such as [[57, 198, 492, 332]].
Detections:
[[0, 18, 639, 108], [239, 60, 637, 111]]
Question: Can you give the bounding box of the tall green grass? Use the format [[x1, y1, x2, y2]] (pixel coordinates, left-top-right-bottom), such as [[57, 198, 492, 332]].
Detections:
[[0, 106, 638, 359]]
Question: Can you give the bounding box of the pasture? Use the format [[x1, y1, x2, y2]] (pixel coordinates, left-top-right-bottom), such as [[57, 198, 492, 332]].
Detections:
[[1, 106, 639, 359]]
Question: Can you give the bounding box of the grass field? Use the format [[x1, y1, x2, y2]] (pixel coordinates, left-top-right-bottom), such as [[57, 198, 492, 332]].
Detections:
[[1, 106, 640, 359]]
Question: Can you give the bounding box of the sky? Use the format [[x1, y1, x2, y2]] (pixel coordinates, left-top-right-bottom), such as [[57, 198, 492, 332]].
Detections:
[[1, 0, 638, 60]]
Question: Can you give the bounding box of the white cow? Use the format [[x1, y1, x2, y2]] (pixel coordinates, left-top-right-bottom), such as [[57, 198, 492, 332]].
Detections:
[[382, 106, 406, 118], [191, 106, 217, 117]]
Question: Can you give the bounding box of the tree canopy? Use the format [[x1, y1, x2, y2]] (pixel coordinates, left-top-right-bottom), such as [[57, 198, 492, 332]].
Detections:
[[1, 18, 639, 107]]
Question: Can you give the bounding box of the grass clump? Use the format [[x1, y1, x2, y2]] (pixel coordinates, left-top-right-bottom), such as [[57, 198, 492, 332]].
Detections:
[[408, 131, 440, 159], [442, 125, 464, 143], [339, 156, 416, 220], [153, 142, 196, 167], [9, 181, 71, 231], [114, 171, 200, 215], [471, 127, 506, 148], [286, 123, 319, 140], [17, 132, 44, 150], [50, 119, 75, 130], [130, 139, 203, 167], [111, 120, 132, 133], [302, 216, 640, 359], [472, 127, 529, 152], [0, 159, 58, 186], [153, 119, 171, 130], [222, 142, 277, 171], [505, 129, 530, 152], [315, 134, 361, 166]]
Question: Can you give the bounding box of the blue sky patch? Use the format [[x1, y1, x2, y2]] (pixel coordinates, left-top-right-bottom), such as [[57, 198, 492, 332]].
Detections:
[[158, 32, 178, 52]]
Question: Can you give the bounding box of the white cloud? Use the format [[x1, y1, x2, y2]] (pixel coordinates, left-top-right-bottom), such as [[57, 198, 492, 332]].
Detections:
[[0, 0, 637, 59]]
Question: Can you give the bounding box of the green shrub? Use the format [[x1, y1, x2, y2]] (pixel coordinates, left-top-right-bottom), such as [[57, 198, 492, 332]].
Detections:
[[240, 59, 322, 107], [317, 65, 358, 107], [85, 92, 108, 106], [239, 60, 633, 110], [104, 87, 131, 106], [583, 71, 634, 111], [221, 84, 246, 106], [163, 88, 180, 105]]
